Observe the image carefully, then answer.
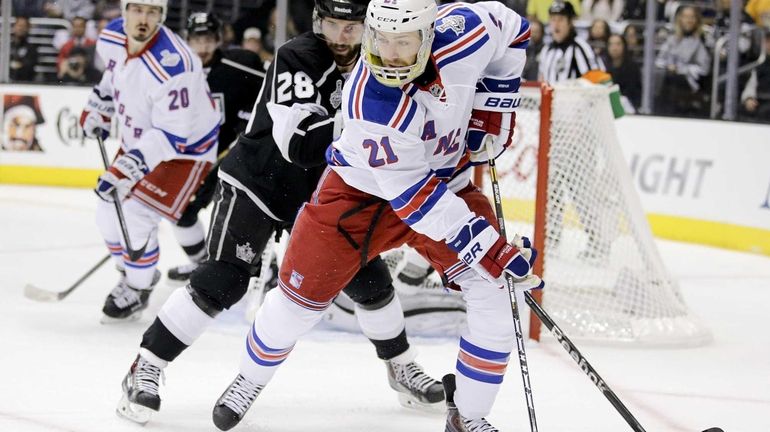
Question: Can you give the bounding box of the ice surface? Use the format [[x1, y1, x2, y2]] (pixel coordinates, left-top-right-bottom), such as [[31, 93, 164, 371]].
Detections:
[[1, 185, 768, 432]]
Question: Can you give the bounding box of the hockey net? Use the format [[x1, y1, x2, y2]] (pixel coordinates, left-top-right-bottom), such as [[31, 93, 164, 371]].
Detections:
[[481, 82, 711, 346]]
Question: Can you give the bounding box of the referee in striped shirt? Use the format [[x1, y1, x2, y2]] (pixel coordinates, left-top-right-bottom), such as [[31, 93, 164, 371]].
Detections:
[[538, 1, 604, 83]]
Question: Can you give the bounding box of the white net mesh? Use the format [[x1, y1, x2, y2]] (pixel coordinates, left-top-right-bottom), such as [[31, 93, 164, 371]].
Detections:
[[486, 83, 711, 346]]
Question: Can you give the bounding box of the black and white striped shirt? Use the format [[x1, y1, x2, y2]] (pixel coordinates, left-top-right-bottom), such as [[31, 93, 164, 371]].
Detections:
[[538, 35, 604, 83]]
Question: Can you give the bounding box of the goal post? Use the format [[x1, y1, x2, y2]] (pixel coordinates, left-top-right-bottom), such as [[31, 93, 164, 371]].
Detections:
[[478, 82, 711, 347]]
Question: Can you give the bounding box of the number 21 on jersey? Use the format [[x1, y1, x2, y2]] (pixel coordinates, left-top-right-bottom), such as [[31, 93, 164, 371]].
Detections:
[[363, 137, 398, 167]]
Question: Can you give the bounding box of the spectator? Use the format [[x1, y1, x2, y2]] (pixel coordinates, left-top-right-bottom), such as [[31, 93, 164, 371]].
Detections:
[[95, 0, 122, 20], [539, 1, 604, 83], [655, 5, 711, 116], [241, 27, 274, 68], [582, 0, 625, 22], [45, 0, 95, 20], [622, 24, 643, 61], [588, 19, 611, 57], [523, 19, 545, 81], [740, 31, 770, 122], [527, 0, 582, 24], [621, 0, 666, 21], [221, 23, 239, 50], [745, 0, 770, 28], [10, 16, 38, 82], [12, 0, 47, 17], [56, 16, 96, 70], [605, 34, 641, 109], [57, 46, 100, 84]]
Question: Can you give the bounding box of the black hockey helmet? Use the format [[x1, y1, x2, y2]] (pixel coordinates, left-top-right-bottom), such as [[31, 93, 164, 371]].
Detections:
[[315, 0, 369, 22], [186, 11, 222, 38], [548, 1, 577, 19]]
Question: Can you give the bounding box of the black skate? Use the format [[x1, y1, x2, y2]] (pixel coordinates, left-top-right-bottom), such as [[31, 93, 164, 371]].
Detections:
[[116, 355, 164, 425], [212, 374, 264, 431], [101, 270, 161, 323], [386, 359, 445, 411], [443, 374, 499, 432], [167, 262, 199, 283]]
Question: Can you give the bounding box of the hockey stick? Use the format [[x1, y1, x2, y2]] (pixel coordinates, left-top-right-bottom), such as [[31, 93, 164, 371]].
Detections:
[[24, 254, 111, 302], [486, 140, 723, 432], [485, 140, 539, 432], [96, 135, 148, 262]]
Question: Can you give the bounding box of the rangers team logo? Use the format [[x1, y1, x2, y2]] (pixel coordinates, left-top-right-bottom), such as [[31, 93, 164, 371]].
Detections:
[[436, 16, 466, 36], [235, 242, 256, 263], [289, 270, 304, 289], [160, 49, 181, 67], [329, 80, 343, 109]]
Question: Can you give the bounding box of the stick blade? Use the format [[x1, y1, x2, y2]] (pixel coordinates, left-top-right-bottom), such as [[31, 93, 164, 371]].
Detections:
[[24, 284, 65, 302]]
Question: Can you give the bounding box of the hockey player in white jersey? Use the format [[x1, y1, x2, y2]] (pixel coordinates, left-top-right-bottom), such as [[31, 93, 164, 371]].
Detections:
[[213, 1, 543, 431], [80, 0, 220, 321]]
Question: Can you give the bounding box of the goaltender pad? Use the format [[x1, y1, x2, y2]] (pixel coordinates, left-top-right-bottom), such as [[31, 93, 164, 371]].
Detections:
[[484, 82, 711, 346]]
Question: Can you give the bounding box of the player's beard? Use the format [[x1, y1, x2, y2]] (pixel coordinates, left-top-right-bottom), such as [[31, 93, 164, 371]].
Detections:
[[131, 23, 157, 42], [329, 43, 359, 68]]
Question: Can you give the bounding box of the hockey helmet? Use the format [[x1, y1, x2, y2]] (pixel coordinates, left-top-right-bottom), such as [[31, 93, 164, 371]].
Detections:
[[548, 1, 577, 19], [313, 0, 370, 38], [362, 0, 438, 87], [187, 12, 222, 39], [315, 0, 369, 21], [121, 0, 168, 24]]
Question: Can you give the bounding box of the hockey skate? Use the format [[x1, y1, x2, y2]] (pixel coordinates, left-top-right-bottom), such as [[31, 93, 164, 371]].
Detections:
[[443, 374, 499, 432], [386, 359, 445, 411], [166, 261, 199, 283], [212, 374, 264, 431], [101, 270, 161, 323], [116, 355, 164, 425]]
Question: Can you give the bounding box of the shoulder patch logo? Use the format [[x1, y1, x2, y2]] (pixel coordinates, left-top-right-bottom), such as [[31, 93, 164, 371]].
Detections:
[[159, 49, 181, 67], [436, 15, 466, 36], [330, 79, 343, 109], [236, 242, 257, 263]]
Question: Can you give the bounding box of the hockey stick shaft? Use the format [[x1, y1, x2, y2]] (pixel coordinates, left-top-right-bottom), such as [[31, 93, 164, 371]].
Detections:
[[486, 141, 539, 432], [485, 137, 646, 432], [523, 292, 647, 432], [25, 254, 111, 301], [96, 135, 148, 262]]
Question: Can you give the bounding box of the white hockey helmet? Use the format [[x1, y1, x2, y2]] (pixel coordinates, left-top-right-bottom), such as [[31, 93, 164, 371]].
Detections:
[[362, 0, 438, 87], [121, 0, 168, 24]]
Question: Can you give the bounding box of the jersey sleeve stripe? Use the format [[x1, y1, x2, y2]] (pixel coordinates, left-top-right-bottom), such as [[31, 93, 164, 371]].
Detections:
[[437, 2, 465, 18], [390, 172, 433, 211], [141, 53, 170, 83], [166, 30, 193, 72], [435, 27, 489, 69], [392, 177, 448, 225], [509, 27, 531, 49], [353, 67, 369, 120], [437, 33, 490, 69], [347, 63, 365, 118], [397, 101, 418, 133], [434, 25, 485, 61]]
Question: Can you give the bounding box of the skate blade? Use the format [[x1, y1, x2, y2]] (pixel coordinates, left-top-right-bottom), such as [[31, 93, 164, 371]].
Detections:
[[397, 392, 446, 414], [116, 393, 154, 425], [100, 311, 142, 324]]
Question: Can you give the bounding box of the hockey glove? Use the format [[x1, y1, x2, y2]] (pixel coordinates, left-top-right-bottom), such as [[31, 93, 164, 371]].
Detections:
[[95, 149, 149, 202], [446, 216, 543, 291], [80, 89, 114, 139], [466, 110, 516, 165]]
